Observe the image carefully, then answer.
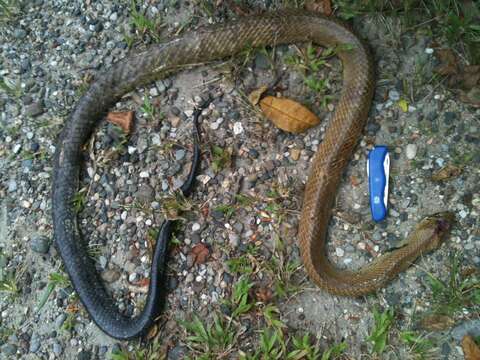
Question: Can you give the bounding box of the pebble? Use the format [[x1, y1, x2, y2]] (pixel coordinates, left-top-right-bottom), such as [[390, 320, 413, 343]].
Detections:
[[451, 319, 480, 340], [388, 89, 400, 101], [228, 233, 240, 248], [175, 149, 186, 161], [1, 343, 17, 356], [55, 313, 67, 328], [77, 350, 92, 360], [233, 122, 244, 135], [52, 342, 63, 356], [29, 334, 40, 353], [30, 235, 50, 254], [25, 102, 45, 117], [405, 144, 417, 159], [192, 223, 201, 232], [335, 248, 345, 257], [7, 179, 17, 192], [290, 148, 301, 161]]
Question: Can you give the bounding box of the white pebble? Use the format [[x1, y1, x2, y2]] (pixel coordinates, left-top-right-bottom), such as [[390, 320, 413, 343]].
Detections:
[[405, 144, 417, 159], [139, 171, 149, 178], [192, 223, 201, 232], [128, 273, 137, 282], [233, 122, 244, 135], [128, 146, 137, 154], [335, 248, 345, 257], [425, 48, 434, 54], [459, 210, 468, 219]]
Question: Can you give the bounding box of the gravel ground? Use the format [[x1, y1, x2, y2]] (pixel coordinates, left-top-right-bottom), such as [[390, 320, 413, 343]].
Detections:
[[0, 1, 479, 359]]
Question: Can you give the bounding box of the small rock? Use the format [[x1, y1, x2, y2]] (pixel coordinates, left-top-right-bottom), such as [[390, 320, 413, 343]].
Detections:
[[14, 28, 27, 39], [451, 319, 480, 341], [290, 148, 301, 161], [405, 144, 417, 159], [29, 334, 40, 353], [233, 122, 244, 135], [192, 223, 201, 232], [7, 179, 17, 192], [169, 116, 181, 127], [55, 313, 67, 328], [52, 342, 63, 356], [228, 233, 240, 248], [135, 184, 155, 203], [168, 345, 187, 360], [388, 89, 400, 101], [25, 102, 45, 117], [175, 149, 186, 161], [30, 235, 50, 254], [335, 248, 345, 257], [77, 350, 92, 360], [101, 269, 120, 283], [1, 344, 17, 356]]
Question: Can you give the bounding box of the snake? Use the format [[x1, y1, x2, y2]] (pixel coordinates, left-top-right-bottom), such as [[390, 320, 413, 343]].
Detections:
[[52, 10, 455, 339]]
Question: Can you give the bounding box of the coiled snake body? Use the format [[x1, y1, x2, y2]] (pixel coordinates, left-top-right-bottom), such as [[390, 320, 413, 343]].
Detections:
[[52, 10, 454, 339]]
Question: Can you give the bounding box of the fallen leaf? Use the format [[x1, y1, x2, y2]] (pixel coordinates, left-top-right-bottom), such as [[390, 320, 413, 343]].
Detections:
[[418, 314, 455, 331], [255, 287, 273, 303], [133, 278, 150, 288], [248, 85, 268, 105], [431, 164, 463, 181], [398, 99, 409, 112], [107, 111, 134, 134], [304, 0, 332, 15], [459, 86, 480, 107], [259, 96, 321, 133], [191, 243, 209, 265], [435, 48, 459, 76], [146, 324, 159, 340], [461, 335, 480, 360]]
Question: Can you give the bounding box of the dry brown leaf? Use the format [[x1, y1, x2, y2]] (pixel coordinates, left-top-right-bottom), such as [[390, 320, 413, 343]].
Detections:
[[418, 314, 455, 331], [461, 335, 480, 360], [431, 164, 463, 182], [191, 243, 209, 265], [435, 48, 459, 76], [459, 86, 480, 107], [304, 0, 332, 15], [260, 96, 321, 133], [146, 324, 159, 340], [248, 85, 268, 105], [106, 111, 134, 134], [255, 287, 273, 303]]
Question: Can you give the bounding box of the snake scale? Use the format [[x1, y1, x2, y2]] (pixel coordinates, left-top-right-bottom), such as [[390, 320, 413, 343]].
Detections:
[[52, 10, 454, 339]]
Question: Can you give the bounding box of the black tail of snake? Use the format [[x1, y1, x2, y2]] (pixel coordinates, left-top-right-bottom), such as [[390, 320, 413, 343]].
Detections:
[[52, 10, 454, 339]]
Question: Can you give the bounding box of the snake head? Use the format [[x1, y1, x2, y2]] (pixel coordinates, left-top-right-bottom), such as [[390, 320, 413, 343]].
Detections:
[[423, 211, 456, 249]]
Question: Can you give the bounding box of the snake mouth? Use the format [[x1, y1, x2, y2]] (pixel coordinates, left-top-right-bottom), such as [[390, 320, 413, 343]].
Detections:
[[433, 211, 456, 235]]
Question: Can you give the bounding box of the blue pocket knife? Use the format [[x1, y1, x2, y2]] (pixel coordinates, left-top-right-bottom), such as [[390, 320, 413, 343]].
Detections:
[[367, 146, 390, 222]]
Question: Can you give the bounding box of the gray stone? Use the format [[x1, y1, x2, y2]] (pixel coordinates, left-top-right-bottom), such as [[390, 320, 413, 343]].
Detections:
[[13, 28, 27, 39], [55, 313, 67, 328], [135, 184, 155, 203], [168, 345, 187, 360], [175, 149, 186, 161], [228, 233, 240, 248], [7, 179, 17, 192], [388, 89, 400, 101], [25, 102, 45, 117], [52, 342, 63, 356], [1, 343, 17, 356], [451, 319, 480, 340], [405, 144, 417, 159], [77, 350, 92, 360], [30, 235, 51, 254], [29, 334, 40, 353]]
